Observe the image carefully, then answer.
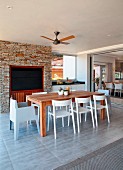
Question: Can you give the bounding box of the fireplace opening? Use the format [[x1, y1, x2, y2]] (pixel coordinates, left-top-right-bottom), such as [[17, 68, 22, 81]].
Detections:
[[10, 66, 44, 102]]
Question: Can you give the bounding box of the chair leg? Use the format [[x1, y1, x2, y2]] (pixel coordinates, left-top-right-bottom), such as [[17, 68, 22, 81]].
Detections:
[[80, 114, 81, 123], [53, 117, 57, 139], [84, 113, 87, 122], [14, 122, 19, 140], [47, 113, 50, 131], [10, 120, 12, 130], [62, 117, 64, 127], [71, 114, 76, 134], [68, 116, 70, 126], [36, 119, 40, 133], [38, 107, 40, 123], [106, 107, 110, 124], [94, 109, 98, 127], [90, 110, 95, 128], [76, 112, 80, 133]]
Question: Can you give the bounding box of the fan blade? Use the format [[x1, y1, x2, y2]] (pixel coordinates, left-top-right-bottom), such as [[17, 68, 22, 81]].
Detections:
[[60, 42, 70, 45], [60, 35, 75, 42], [41, 36, 54, 41]]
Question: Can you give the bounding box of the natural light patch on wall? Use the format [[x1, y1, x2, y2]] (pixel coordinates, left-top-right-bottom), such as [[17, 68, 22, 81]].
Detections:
[[63, 55, 76, 79]]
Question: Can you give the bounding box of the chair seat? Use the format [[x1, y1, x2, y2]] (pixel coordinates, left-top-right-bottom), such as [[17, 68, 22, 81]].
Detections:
[[49, 109, 71, 118], [73, 107, 91, 114], [92, 104, 106, 109], [87, 104, 106, 111], [94, 104, 106, 110]]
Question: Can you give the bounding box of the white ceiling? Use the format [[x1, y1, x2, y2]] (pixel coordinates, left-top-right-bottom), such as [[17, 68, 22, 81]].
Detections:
[[1, 0, 123, 55]]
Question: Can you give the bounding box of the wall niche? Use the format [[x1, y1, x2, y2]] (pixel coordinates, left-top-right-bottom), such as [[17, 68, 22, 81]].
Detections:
[[10, 66, 44, 102]]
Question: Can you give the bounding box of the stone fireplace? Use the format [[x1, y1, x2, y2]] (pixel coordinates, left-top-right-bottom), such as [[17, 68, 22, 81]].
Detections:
[[0, 40, 52, 113]]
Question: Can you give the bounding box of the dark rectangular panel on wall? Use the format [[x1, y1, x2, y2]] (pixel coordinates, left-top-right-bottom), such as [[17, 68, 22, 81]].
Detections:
[[11, 66, 43, 91], [10, 66, 44, 102]]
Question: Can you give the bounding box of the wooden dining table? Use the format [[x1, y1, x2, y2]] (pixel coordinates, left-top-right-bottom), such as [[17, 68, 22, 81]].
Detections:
[[27, 90, 105, 137]]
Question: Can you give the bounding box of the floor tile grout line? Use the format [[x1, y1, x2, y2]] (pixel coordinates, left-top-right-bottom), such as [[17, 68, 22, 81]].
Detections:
[[3, 138, 15, 170]]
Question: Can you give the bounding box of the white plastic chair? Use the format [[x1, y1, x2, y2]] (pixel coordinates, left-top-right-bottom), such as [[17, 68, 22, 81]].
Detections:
[[105, 83, 113, 95], [10, 98, 39, 140], [114, 83, 122, 97], [98, 89, 112, 113], [74, 97, 95, 133], [32, 92, 47, 121], [93, 95, 110, 127], [47, 99, 76, 139]]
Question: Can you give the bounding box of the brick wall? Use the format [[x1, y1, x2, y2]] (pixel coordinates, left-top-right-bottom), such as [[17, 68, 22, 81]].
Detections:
[[0, 40, 53, 113]]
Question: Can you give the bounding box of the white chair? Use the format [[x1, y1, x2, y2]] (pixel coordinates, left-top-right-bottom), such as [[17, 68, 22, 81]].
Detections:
[[32, 92, 47, 121], [74, 97, 95, 133], [98, 89, 112, 113], [10, 98, 39, 140], [47, 99, 76, 139], [105, 83, 113, 95], [93, 95, 110, 127], [114, 83, 122, 97]]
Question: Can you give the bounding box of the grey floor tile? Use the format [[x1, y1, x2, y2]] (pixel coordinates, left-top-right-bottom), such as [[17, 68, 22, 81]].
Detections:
[[0, 105, 123, 169]]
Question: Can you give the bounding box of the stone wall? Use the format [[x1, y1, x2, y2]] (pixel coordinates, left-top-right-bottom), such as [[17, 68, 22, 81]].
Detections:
[[0, 40, 52, 113]]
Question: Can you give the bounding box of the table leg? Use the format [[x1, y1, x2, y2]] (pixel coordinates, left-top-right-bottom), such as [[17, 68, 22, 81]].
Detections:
[[100, 100, 105, 120], [40, 102, 46, 137], [27, 100, 31, 106]]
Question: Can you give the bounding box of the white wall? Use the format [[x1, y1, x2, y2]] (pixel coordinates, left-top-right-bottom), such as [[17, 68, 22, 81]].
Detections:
[[77, 54, 91, 91], [77, 54, 87, 81], [63, 55, 76, 79]]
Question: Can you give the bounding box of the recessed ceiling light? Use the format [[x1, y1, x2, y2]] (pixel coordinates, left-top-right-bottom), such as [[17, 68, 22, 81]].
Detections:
[[107, 34, 111, 37], [7, 6, 13, 10]]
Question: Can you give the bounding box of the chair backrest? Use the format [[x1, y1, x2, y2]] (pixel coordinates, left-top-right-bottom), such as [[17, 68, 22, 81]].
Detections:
[[52, 99, 73, 116], [93, 95, 105, 101], [75, 96, 92, 110], [105, 83, 113, 89], [32, 92, 47, 95], [10, 98, 18, 120], [98, 89, 109, 96], [10, 98, 18, 111], [52, 99, 72, 107], [114, 83, 122, 90], [93, 95, 108, 109], [75, 96, 91, 104]]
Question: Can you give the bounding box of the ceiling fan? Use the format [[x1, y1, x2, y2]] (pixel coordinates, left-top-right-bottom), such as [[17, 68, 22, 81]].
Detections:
[[41, 31, 75, 45]]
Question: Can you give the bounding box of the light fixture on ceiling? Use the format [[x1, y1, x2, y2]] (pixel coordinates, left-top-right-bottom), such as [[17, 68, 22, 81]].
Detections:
[[7, 6, 13, 10]]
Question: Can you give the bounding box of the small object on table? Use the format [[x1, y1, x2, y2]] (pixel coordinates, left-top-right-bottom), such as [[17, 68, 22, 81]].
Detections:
[[66, 86, 70, 94], [58, 87, 64, 95], [64, 90, 69, 96]]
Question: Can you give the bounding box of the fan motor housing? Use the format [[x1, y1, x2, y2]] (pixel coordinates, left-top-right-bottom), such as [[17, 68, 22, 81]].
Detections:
[[53, 39, 60, 45]]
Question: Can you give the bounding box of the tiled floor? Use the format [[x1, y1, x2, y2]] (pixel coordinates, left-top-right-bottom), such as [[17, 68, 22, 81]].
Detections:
[[1, 104, 123, 170]]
